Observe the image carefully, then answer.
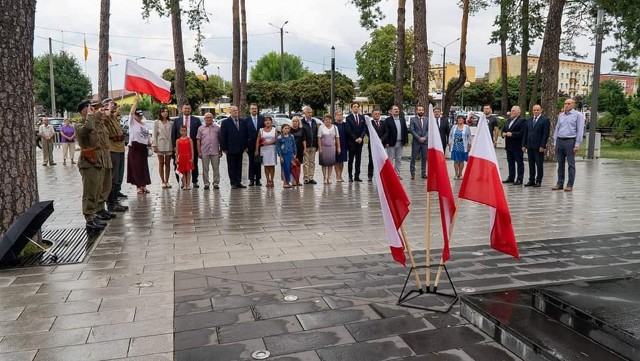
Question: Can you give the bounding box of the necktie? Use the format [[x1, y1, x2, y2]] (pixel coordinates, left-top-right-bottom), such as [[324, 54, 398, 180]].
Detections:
[[420, 117, 424, 129], [253, 117, 257, 129], [185, 116, 189, 130], [355, 114, 359, 126], [533, 116, 538, 126], [436, 118, 439, 129], [235, 118, 239, 129]]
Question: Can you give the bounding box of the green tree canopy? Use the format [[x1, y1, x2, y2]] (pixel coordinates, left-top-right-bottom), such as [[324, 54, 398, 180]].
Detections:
[[249, 52, 309, 82], [162, 69, 222, 109], [355, 24, 415, 92], [33, 51, 92, 114], [598, 79, 628, 116], [289, 73, 330, 113], [321, 71, 356, 110], [246, 81, 290, 109], [362, 83, 395, 112]]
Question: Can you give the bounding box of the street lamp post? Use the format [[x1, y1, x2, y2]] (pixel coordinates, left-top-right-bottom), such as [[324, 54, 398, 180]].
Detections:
[[461, 81, 471, 112], [588, 9, 604, 159], [432, 38, 460, 110], [330, 46, 335, 118], [135, 56, 146, 63], [269, 20, 289, 112], [108, 63, 118, 98]]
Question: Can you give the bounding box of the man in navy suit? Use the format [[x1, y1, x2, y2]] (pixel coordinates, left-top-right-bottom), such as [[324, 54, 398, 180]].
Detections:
[[501, 105, 526, 185], [409, 105, 428, 180], [522, 104, 550, 187], [345, 102, 367, 182], [172, 104, 202, 188], [433, 107, 450, 154], [220, 106, 249, 189], [385, 105, 409, 179], [245, 103, 265, 186], [367, 109, 388, 181]]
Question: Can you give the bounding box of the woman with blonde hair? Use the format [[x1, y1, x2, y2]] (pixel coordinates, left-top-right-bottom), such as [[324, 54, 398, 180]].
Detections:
[[317, 114, 341, 184]]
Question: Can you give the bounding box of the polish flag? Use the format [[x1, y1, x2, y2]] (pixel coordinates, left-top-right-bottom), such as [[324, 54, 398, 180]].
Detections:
[[124, 59, 171, 103], [366, 117, 411, 266], [426, 105, 456, 262], [458, 115, 520, 258]]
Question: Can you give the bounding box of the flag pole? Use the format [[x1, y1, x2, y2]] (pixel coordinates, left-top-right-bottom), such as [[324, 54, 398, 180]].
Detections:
[[425, 192, 432, 291], [434, 198, 463, 288], [400, 224, 423, 290]]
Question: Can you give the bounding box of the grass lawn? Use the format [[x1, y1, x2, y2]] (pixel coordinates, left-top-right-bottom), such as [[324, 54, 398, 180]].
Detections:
[[578, 140, 640, 160]]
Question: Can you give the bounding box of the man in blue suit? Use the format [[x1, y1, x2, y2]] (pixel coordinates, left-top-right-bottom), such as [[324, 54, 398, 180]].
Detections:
[[172, 104, 202, 188], [522, 104, 550, 187], [245, 103, 265, 186], [409, 105, 428, 180], [220, 106, 249, 189]]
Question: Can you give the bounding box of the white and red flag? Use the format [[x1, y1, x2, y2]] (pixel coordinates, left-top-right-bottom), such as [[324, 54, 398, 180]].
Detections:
[[458, 115, 520, 258], [426, 105, 456, 262], [366, 118, 411, 266], [124, 59, 171, 103]]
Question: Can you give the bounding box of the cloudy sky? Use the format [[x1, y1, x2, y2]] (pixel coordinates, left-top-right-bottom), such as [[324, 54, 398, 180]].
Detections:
[[34, 0, 611, 94]]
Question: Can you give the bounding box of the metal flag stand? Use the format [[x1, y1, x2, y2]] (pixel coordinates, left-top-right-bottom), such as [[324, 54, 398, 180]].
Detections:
[[396, 263, 458, 313]]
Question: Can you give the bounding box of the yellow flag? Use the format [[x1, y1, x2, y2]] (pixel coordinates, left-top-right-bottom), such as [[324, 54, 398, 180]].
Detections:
[[83, 38, 88, 61]]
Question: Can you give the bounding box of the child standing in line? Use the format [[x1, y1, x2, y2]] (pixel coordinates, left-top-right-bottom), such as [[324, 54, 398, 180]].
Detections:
[[276, 124, 297, 188], [176, 126, 195, 190]]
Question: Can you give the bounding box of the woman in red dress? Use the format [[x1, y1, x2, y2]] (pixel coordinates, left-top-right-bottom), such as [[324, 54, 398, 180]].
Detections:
[[175, 126, 195, 190]]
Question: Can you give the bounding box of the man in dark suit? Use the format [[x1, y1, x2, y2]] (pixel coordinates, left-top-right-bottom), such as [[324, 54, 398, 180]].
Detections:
[[501, 105, 526, 185], [301, 106, 319, 184], [345, 102, 367, 182], [367, 109, 388, 181], [409, 105, 428, 180], [245, 103, 265, 186], [385, 105, 409, 179], [172, 104, 202, 188], [220, 106, 249, 189], [433, 107, 450, 153], [522, 104, 550, 187]]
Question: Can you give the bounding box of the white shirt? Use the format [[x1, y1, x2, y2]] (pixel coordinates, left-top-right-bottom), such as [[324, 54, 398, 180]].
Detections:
[[38, 124, 55, 138], [129, 119, 149, 145]]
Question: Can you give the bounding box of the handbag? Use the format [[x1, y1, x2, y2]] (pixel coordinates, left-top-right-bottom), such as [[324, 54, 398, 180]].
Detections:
[[254, 155, 263, 165]]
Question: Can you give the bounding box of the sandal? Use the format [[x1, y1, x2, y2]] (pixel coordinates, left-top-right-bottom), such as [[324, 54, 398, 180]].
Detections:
[[137, 188, 145, 194], [143, 188, 150, 193]]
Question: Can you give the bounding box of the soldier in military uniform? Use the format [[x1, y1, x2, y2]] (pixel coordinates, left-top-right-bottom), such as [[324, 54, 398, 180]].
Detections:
[[101, 98, 129, 212], [93, 102, 117, 221], [75, 100, 108, 231]]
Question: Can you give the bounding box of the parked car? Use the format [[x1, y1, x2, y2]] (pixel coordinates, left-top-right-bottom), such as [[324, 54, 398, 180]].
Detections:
[[272, 117, 291, 132]]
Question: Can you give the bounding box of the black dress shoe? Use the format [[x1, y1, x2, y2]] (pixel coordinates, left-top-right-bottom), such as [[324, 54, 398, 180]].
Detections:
[[204, 185, 210, 190], [108, 203, 128, 212], [86, 220, 105, 231], [231, 185, 238, 189], [117, 192, 128, 198], [502, 179, 514, 184], [93, 219, 108, 227], [308, 179, 317, 184], [368, 177, 373, 181], [193, 183, 199, 188], [237, 184, 247, 188], [255, 181, 262, 186], [354, 178, 363, 182], [249, 182, 255, 186], [533, 183, 541, 187], [99, 209, 117, 219], [524, 182, 535, 187], [304, 179, 310, 184], [513, 180, 523, 185], [214, 185, 219, 189], [349, 177, 353, 182], [94, 212, 111, 221]]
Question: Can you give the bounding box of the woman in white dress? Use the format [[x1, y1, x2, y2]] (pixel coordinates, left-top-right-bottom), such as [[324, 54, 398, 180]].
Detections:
[[152, 106, 174, 188], [255, 116, 277, 187], [317, 114, 341, 184]]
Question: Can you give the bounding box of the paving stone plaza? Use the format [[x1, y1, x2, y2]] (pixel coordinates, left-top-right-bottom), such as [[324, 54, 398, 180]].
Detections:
[[1, 149, 640, 360]]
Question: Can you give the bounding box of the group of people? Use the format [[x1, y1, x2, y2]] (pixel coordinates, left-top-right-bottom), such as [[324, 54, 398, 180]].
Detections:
[[75, 98, 129, 231], [498, 98, 584, 191]]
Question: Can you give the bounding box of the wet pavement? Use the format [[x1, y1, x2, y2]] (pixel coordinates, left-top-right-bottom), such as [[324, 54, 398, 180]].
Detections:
[[0, 148, 639, 360]]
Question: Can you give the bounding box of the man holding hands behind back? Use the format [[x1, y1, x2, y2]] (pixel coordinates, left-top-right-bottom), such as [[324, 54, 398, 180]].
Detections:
[[522, 104, 550, 187]]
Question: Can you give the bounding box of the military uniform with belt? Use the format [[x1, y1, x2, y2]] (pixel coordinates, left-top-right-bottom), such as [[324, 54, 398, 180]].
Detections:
[[101, 98, 129, 212], [75, 100, 108, 231], [93, 109, 117, 222]]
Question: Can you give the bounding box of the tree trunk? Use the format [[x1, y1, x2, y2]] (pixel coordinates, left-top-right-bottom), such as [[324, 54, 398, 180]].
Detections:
[[540, 0, 566, 160], [499, 0, 509, 115], [232, 0, 241, 107], [98, 0, 110, 100], [528, 52, 543, 111], [394, 0, 406, 112], [413, 0, 429, 107], [442, 0, 469, 118], [170, 0, 188, 108], [0, 0, 39, 235], [518, 0, 529, 112], [239, 0, 247, 115]]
